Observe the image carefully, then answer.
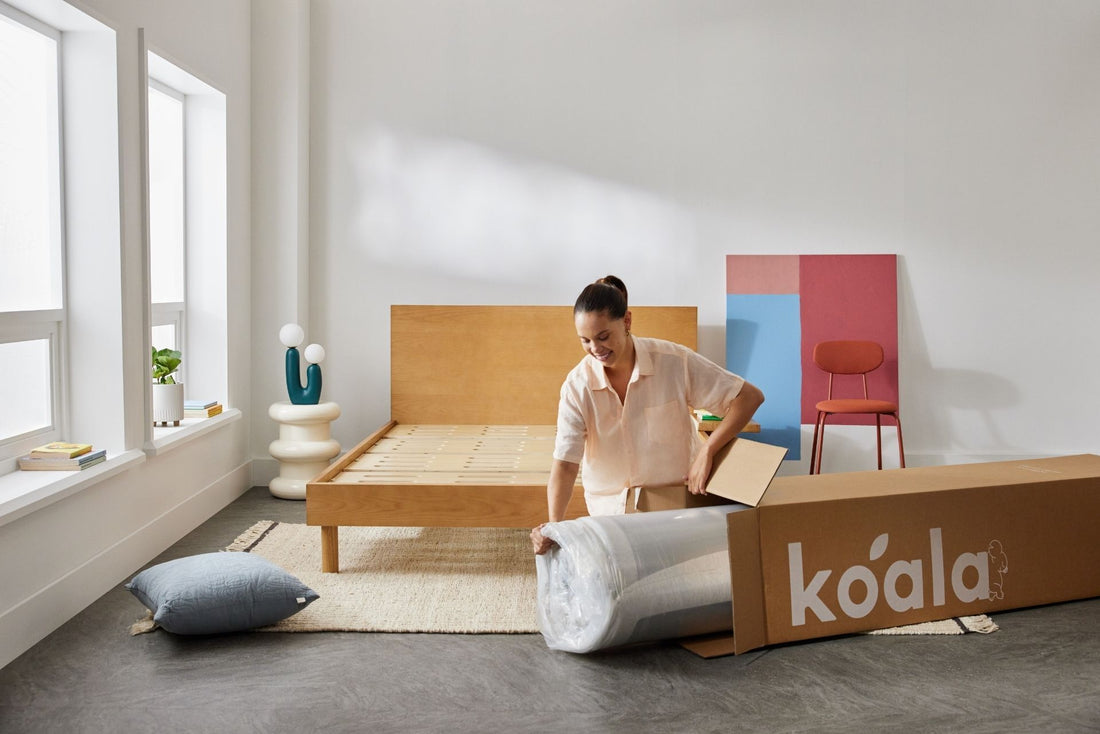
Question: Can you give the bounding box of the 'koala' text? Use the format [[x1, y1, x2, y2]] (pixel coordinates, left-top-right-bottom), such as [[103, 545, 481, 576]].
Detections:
[[788, 529, 997, 626]]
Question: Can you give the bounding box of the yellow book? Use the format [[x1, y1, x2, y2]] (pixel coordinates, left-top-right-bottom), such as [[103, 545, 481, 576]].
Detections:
[[184, 404, 223, 418], [29, 442, 93, 459]]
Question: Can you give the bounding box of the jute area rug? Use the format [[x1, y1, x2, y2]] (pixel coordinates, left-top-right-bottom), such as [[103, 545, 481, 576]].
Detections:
[[225, 520, 997, 637], [226, 520, 538, 633]]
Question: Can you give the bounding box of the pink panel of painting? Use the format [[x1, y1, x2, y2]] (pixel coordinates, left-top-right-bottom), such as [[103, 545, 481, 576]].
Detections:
[[726, 255, 800, 295]]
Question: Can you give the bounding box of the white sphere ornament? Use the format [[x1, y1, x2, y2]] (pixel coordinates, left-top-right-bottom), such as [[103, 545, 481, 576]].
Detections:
[[279, 323, 305, 348], [304, 343, 326, 364]]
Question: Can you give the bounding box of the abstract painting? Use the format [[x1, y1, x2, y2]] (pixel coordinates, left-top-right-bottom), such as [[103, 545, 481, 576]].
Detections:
[[725, 254, 899, 460]]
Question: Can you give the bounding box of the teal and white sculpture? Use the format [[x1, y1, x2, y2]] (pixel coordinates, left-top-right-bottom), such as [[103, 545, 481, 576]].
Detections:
[[280, 323, 325, 405]]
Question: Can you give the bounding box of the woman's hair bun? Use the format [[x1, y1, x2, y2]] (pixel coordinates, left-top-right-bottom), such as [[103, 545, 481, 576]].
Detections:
[[574, 275, 628, 318], [595, 275, 628, 303]]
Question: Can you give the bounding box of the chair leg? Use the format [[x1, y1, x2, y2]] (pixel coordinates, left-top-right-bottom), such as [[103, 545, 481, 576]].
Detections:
[[810, 413, 820, 474], [810, 412, 823, 475], [894, 413, 905, 468], [876, 414, 883, 470], [813, 413, 829, 475]]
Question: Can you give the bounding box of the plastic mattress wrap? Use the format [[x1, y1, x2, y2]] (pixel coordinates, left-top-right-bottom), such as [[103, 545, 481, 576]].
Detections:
[[535, 503, 749, 653]]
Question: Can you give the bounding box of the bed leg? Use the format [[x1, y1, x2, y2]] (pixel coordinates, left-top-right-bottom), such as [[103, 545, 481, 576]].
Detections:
[[321, 525, 339, 573]]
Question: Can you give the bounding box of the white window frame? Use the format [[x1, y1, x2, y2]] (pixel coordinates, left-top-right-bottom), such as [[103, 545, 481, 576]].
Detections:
[[0, 2, 68, 466]]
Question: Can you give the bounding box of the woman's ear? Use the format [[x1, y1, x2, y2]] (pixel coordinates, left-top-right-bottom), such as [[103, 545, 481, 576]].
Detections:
[[624, 310, 632, 333]]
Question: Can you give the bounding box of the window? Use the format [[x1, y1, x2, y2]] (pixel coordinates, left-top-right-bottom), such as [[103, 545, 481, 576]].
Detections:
[[0, 0, 123, 479], [144, 50, 228, 424], [0, 4, 65, 459], [148, 80, 186, 362]]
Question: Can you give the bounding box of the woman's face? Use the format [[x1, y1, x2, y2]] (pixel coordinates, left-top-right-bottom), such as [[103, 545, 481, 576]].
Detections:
[[575, 309, 633, 372]]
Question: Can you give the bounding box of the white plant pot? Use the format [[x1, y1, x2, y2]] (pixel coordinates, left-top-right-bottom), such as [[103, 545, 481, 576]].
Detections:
[[152, 382, 185, 425]]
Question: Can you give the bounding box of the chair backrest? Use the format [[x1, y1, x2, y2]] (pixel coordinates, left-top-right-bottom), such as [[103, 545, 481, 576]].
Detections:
[[813, 340, 884, 374], [813, 340, 885, 400]]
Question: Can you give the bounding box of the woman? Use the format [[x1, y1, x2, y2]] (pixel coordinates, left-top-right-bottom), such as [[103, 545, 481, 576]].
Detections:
[[530, 275, 765, 554]]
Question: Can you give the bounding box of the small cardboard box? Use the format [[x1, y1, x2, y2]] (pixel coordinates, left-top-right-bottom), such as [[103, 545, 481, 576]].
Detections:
[[631, 438, 789, 513], [684, 448, 1100, 657]]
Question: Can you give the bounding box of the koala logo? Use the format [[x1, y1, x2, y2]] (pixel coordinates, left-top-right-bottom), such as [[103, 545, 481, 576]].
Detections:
[[987, 540, 1008, 601], [788, 529, 1003, 626]]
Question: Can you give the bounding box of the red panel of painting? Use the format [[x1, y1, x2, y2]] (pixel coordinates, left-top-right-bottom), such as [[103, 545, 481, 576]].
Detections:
[[726, 255, 800, 295], [799, 255, 898, 425]]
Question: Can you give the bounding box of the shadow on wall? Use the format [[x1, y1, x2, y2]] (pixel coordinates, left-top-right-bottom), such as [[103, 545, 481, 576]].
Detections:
[[896, 259, 1025, 462], [927, 367, 1020, 450], [724, 319, 759, 375]]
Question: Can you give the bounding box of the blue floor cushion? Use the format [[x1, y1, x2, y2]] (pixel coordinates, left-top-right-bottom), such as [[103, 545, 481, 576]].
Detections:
[[126, 552, 319, 635]]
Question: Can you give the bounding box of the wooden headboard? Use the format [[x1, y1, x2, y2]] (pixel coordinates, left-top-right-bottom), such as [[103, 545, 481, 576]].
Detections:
[[390, 305, 698, 425]]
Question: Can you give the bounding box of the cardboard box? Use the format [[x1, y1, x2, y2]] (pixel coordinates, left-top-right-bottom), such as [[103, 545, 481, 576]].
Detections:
[[683, 448, 1100, 657], [631, 438, 789, 513]]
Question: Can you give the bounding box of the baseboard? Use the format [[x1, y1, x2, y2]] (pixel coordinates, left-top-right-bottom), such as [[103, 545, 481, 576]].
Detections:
[[251, 456, 279, 487], [0, 462, 251, 670]]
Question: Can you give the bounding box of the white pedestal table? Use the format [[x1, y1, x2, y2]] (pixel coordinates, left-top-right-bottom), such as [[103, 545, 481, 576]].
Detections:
[[268, 401, 341, 500]]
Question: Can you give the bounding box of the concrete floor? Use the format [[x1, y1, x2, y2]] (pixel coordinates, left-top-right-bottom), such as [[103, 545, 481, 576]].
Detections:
[[2, 486, 1099, 733]]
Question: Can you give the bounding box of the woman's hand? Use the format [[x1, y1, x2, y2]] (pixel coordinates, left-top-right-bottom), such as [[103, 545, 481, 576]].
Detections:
[[531, 524, 558, 555], [687, 449, 713, 495], [535, 460, 580, 553], [686, 382, 766, 494]]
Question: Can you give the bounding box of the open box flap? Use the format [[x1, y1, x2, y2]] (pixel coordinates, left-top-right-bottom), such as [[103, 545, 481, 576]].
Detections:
[[679, 507, 768, 658], [728, 508, 768, 653], [704, 437, 788, 507]]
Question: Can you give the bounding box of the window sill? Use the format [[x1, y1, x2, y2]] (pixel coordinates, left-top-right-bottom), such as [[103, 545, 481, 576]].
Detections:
[[0, 449, 146, 529], [0, 408, 242, 528], [145, 408, 242, 456]]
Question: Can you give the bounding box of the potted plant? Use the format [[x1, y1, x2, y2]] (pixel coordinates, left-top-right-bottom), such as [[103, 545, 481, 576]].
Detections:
[[151, 347, 184, 426]]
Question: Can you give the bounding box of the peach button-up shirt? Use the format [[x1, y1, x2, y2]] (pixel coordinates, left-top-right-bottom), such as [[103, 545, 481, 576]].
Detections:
[[553, 336, 746, 515]]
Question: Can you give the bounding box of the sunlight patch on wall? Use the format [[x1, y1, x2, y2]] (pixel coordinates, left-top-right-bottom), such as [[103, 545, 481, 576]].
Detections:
[[349, 128, 689, 281]]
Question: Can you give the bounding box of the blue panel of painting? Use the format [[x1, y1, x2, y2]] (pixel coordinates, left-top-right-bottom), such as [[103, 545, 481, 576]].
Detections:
[[726, 294, 801, 459]]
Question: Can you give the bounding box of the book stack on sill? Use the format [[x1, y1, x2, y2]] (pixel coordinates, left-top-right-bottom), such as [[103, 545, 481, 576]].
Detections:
[[18, 442, 107, 472], [185, 400, 224, 419]]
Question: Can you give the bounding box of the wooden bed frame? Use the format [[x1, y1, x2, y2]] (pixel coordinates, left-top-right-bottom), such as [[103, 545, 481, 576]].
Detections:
[[306, 305, 699, 572]]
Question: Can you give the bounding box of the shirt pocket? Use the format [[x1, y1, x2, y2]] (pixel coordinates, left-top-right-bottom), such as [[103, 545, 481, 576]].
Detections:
[[644, 399, 686, 447]]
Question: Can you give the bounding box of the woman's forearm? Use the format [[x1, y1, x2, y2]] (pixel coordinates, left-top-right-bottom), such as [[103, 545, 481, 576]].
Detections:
[[546, 459, 581, 522], [708, 381, 765, 457]]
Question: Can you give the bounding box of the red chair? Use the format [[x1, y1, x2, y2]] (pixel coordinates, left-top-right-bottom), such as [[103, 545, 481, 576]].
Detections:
[[809, 340, 904, 475]]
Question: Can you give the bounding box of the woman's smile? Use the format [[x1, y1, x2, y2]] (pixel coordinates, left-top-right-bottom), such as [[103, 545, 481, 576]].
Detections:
[[575, 309, 633, 374]]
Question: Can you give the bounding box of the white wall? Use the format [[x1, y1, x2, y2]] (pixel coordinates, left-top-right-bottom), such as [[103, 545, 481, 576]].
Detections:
[[0, 0, 252, 669], [248, 0, 1100, 472]]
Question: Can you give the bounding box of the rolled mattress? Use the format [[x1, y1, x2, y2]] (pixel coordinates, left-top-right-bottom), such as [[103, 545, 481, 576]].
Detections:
[[535, 504, 749, 653]]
